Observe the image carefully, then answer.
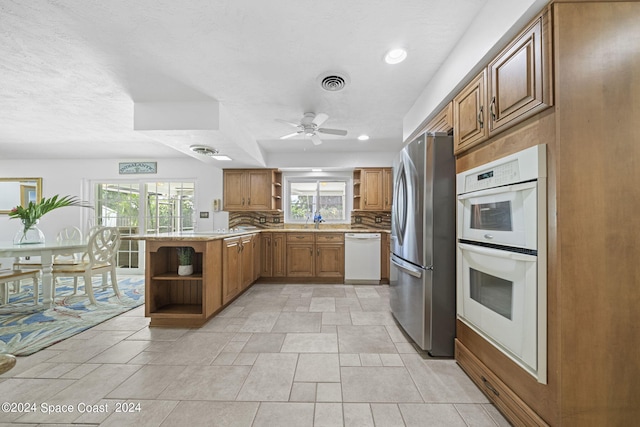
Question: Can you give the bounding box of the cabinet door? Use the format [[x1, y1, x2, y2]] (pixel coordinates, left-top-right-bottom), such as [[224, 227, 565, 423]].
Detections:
[[381, 233, 390, 280], [252, 234, 261, 282], [286, 243, 314, 277], [241, 234, 254, 289], [453, 70, 488, 154], [272, 233, 286, 277], [362, 169, 384, 210], [426, 101, 454, 133], [246, 170, 272, 210], [223, 170, 247, 210], [260, 233, 273, 277], [383, 168, 393, 211], [488, 13, 551, 134], [222, 237, 241, 304], [316, 243, 344, 277]]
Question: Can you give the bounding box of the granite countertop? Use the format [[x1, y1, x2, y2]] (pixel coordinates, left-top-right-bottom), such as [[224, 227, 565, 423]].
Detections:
[[125, 228, 389, 241]]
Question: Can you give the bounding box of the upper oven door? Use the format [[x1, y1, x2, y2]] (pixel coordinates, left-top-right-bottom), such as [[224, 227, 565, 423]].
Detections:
[[457, 181, 538, 250]]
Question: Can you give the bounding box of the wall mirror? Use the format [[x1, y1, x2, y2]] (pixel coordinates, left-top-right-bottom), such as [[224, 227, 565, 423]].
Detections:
[[0, 178, 43, 214]]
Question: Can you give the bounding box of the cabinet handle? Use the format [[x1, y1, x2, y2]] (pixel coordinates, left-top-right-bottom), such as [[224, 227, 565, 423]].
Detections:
[[296, 236, 304, 239], [481, 376, 499, 397], [248, 198, 251, 205], [490, 96, 496, 121], [478, 106, 484, 129], [309, 249, 313, 256], [317, 249, 320, 256], [242, 197, 245, 205]]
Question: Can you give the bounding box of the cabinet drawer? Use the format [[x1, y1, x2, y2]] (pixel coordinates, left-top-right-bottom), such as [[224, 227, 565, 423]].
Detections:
[[455, 340, 548, 427], [287, 233, 314, 242], [316, 233, 344, 243]]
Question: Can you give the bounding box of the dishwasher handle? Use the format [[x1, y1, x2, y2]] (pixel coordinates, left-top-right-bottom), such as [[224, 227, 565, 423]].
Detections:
[[391, 255, 423, 278]]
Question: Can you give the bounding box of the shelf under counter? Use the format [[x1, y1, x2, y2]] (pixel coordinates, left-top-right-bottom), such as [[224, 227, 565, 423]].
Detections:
[[151, 272, 203, 281]]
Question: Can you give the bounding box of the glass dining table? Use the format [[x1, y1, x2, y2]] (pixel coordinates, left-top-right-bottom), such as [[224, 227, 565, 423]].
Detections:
[[0, 240, 88, 309]]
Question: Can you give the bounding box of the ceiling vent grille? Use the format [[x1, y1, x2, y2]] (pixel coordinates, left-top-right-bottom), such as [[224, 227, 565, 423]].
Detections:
[[190, 145, 218, 156], [320, 74, 347, 92]]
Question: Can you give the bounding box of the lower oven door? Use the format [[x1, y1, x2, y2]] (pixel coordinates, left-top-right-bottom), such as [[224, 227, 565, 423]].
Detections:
[[457, 242, 537, 372]]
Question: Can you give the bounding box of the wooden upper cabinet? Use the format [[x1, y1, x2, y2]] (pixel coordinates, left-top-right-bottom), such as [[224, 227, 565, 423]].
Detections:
[[362, 169, 383, 210], [452, 10, 552, 156], [223, 169, 281, 211], [487, 10, 552, 135], [453, 70, 488, 154], [223, 170, 246, 210], [354, 168, 393, 211], [383, 168, 393, 211], [426, 101, 453, 134]]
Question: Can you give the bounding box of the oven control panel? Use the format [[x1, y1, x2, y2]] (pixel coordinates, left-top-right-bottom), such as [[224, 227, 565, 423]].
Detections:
[[463, 159, 520, 192], [457, 144, 546, 195]]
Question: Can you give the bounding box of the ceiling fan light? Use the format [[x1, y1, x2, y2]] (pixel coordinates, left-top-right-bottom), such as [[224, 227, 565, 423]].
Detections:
[[384, 48, 407, 64]]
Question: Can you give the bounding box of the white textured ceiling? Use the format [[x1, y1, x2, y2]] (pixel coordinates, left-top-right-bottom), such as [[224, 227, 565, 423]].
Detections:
[[0, 0, 488, 167]]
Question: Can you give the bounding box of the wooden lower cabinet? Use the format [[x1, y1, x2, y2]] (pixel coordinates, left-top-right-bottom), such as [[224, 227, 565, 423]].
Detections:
[[285, 233, 345, 279], [380, 233, 390, 282], [286, 233, 315, 277], [222, 234, 257, 304], [145, 239, 222, 327], [222, 236, 242, 304], [456, 339, 547, 427], [315, 233, 345, 278]]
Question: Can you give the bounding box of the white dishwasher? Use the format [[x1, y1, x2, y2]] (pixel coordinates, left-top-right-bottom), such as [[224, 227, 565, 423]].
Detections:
[[344, 233, 381, 284]]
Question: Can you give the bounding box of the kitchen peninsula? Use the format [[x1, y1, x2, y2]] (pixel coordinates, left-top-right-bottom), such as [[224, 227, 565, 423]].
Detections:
[[131, 229, 389, 327]]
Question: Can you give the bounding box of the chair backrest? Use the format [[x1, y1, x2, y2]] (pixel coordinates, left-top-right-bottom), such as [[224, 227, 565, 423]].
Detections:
[[87, 227, 121, 266], [56, 226, 83, 243]]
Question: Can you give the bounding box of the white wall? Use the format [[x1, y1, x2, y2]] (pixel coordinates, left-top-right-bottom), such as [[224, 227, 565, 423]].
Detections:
[[403, 0, 549, 140], [0, 158, 227, 242]]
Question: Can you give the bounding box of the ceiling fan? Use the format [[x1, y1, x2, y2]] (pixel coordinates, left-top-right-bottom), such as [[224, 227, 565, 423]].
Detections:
[[276, 112, 348, 145]]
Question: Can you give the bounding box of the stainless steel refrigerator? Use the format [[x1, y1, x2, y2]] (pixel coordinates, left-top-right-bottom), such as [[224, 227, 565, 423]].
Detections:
[[390, 131, 456, 357]]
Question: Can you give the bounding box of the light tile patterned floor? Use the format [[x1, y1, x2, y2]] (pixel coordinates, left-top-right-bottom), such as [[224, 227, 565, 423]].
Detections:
[[0, 282, 512, 426]]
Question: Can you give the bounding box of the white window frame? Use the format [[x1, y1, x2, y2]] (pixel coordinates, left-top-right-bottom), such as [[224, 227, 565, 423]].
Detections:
[[283, 171, 352, 224]]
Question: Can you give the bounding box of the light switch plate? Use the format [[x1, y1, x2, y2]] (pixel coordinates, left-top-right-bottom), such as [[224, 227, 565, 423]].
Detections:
[[200, 212, 209, 218]]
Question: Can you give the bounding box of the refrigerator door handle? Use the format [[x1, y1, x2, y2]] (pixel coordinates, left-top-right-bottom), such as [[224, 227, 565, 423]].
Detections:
[[391, 255, 423, 278]]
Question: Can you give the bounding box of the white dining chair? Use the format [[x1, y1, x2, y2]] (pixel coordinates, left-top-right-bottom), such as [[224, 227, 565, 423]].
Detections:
[[0, 269, 39, 305], [52, 227, 121, 305]]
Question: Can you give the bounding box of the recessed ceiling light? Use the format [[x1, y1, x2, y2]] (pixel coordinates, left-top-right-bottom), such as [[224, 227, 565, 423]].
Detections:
[[357, 134, 370, 141], [384, 48, 407, 64], [211, 155, 232, 161], [312, 168, 323, 172]]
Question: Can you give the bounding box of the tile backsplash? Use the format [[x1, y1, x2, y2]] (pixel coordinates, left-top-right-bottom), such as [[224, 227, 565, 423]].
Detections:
[[228, 210, 391, 230]]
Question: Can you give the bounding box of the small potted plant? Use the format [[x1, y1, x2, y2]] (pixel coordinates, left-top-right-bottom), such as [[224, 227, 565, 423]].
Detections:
[[176, 247, 194, 276]]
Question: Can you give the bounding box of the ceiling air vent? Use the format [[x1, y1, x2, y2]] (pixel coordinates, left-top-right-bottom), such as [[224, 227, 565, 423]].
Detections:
[[320, 74, 347, 92], [190, 145, 218, 157]]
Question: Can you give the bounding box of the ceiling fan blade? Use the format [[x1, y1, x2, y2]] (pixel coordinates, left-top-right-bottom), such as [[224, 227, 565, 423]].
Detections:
[[311, 134, 323, 145], [312, 113, 329, 127], [317, 127, 348, 136], [275, 119, 301, 128], [280, 131, 302, 139]]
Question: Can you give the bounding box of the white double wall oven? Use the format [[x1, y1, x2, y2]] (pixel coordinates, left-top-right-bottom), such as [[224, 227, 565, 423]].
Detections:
[[456, 145, 547, 383]]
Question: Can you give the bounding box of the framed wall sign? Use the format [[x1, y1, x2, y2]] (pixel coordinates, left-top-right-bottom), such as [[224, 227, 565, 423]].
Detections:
[[118, 162, 157, 174]]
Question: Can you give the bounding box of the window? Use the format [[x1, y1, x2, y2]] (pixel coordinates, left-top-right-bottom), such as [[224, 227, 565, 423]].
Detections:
[[287, 179, 348, 223], [94, 181, 195, 271]]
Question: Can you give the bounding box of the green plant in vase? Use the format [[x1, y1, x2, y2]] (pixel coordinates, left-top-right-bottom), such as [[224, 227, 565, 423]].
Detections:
[[176, 247, 195, 276], [9, 195, 93, 244]]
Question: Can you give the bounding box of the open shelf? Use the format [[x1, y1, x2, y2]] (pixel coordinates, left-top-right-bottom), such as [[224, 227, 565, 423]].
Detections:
[[151, 272, 203, 281], [152, 304, 203, 315]]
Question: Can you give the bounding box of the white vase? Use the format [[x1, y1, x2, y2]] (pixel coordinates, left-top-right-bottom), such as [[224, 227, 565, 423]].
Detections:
[[178, 265, 193, 276]]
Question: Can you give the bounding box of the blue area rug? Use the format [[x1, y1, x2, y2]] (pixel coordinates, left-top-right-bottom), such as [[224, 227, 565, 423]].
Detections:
[[0, 276, 144, 356]]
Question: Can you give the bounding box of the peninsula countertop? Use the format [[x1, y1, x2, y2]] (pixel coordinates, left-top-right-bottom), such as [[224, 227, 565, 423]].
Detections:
[[125, 228, 389, 241]]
